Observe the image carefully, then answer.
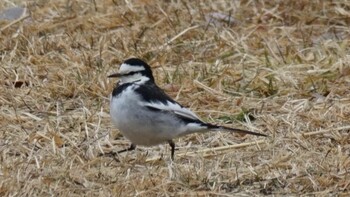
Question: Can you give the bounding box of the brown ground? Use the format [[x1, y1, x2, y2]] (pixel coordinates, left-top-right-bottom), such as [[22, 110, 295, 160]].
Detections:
[[1, 0, 350, 196]]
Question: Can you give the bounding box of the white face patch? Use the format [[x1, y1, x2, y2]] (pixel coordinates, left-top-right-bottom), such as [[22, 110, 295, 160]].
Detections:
[[119, 73, 149, 84], [117, 63, 149, 84], [118, 63, 145, 75]]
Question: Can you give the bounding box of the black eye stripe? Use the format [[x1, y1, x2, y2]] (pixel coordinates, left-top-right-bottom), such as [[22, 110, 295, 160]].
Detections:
[[122, 71, 139, 76]]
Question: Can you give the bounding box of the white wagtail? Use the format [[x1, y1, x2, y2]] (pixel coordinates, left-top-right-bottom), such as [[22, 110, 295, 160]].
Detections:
[[108, 58, 267, 160]]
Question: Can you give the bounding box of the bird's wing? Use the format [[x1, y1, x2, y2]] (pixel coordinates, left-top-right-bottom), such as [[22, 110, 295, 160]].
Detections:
[[135, 82, 268, 137], [143, 100, 201, 122], [135, 82, 202, 123]]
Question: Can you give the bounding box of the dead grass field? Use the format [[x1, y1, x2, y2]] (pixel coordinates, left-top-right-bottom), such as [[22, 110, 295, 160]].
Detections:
[[1, 0, 350, 196]]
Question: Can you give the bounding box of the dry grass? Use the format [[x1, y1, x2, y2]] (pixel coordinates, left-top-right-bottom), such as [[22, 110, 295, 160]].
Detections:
[[1, 0, 350, 196]]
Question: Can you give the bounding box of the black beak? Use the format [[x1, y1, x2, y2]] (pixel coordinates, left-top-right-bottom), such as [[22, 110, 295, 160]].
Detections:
[[108, 73, 121, 78]]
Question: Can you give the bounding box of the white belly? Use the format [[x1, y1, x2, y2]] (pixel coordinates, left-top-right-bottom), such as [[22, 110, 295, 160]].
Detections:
[[110, 87, 186, 146]]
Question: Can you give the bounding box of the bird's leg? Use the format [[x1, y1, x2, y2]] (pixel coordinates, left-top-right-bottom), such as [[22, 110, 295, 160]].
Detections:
[[168, 140, 175, 160], [112, 144, 136, 162], [118, 143, 136, 153], [101, 144, 136, 162]]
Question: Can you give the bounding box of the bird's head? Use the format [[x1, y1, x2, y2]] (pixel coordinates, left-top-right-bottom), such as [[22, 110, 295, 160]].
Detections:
[[108, 58, 155, 84]]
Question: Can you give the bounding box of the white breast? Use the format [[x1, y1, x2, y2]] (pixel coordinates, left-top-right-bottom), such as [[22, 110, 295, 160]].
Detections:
[[110, 85, 189, 146]]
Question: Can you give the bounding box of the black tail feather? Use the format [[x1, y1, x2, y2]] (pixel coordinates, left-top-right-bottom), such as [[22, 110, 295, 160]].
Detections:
[[206, 123, 268, 137]]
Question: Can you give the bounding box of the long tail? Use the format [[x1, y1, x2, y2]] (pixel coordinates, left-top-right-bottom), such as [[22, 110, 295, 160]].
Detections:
[[206, 123, 268, 137]]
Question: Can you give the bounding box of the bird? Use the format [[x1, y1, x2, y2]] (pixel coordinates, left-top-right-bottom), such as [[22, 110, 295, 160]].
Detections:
[[108, 58, 267, 160]]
